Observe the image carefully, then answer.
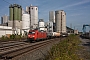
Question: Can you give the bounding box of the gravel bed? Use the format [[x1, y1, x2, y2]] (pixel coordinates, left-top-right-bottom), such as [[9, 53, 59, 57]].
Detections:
[[12, 38, 61, 60], [79, 37, 90, 60]]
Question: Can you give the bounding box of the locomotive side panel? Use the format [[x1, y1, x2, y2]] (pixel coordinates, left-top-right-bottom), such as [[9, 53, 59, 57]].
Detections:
[[37, 31, 47, 40], [27, 30, 47, 41]]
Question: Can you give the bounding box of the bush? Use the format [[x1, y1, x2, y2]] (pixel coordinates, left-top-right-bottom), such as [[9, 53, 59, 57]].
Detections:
[[15, 35, 21, 40], [10, 34, 15, 39], [45, 35, 82, 60], [1, 35, 9, 40], [1, 35, 5, 39], [0, 34, 27, 41]]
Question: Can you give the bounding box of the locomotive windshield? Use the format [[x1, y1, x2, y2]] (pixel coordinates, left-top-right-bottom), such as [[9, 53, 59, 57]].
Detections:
[[29, 31, 35, 34]]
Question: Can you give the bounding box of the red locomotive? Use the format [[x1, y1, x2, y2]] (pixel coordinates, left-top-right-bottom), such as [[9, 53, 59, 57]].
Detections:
[[27, 29, 47, 42]]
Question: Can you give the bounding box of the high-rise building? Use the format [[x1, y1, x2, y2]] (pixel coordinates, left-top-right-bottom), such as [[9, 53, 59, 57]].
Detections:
[[1, 17, 3, 24], [55, 10, 66, 33], [1, 15, 9, 24], [26, 4, 38, 29], [49, 11, 55, 23]]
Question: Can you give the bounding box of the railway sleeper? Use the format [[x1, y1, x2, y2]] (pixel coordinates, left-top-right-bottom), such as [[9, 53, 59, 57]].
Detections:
[[0, 55, 12, 60]]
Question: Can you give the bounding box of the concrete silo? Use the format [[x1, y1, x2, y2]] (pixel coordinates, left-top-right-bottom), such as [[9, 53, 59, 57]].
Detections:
[[30, 5, 38, 29], [22, 13, 30, 36], [22, 13, 30, 30], [55, 10, 66, 33], [9, 4, 22, 34], [26, 5, 38, 29], [9, 4, 13, 20], [49, 11, 55, 23], [26, 6, 29, 14], [18, 5, 22, 20], [13, 4, 18, 20], [9, 4, 22, 21]]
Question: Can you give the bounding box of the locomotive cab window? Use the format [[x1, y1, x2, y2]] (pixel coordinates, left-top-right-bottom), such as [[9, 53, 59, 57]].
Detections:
[[29, 32, 35, 34]]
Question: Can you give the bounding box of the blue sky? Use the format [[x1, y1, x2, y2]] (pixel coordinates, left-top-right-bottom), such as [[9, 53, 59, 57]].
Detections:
[[0, 0, 90, 32]]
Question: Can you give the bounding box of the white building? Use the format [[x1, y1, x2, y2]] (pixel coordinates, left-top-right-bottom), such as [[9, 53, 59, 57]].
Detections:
[[48, 21, 53, 32], [74, 30, 78, 35], [26, 4, 38, 29], [8, 20, 22, 35], [0, 26, 12, 37], [38, 19, 45, 31], [55, 10, 66, 33], [49, 11, 55, 23]]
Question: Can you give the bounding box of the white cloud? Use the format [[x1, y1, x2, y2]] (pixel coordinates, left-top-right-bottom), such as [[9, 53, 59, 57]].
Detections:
[[60, 0, 90, 9]]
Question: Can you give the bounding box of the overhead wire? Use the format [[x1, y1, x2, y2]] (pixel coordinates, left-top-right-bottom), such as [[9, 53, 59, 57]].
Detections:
[[0, 0, 11, 19], [2, 0, 39, 21], [2, 0, 11, 4]]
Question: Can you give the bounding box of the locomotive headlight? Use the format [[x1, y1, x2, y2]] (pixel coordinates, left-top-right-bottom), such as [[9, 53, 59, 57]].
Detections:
[[32, 36, 35, 37], [28, 35, 30, 37]]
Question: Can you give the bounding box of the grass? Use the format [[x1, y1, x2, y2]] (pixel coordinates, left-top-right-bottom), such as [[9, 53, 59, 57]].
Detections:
[[45, 34, 83, 60]]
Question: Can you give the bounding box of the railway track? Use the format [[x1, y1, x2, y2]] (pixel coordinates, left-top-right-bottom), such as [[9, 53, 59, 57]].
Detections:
[[0, 41, 29, 51], [0, 38, 61, 60]]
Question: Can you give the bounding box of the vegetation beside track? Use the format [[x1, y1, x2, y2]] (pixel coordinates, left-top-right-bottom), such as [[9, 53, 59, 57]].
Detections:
[[0, 34, 27, 41], [45, 35, 83, 60]]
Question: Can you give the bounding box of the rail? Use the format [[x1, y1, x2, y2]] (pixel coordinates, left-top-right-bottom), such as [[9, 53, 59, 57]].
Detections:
[[0, 38, 61, 60]]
